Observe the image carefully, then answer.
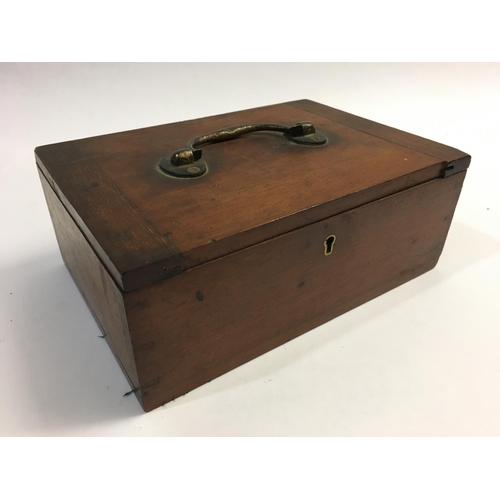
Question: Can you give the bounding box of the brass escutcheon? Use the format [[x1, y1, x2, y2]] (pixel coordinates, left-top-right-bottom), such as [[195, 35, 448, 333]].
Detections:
[[324, 235, 336, 256]]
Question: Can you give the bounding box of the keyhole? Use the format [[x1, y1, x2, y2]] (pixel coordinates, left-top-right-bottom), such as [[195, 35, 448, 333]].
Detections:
[[324, 235, 336, 256]]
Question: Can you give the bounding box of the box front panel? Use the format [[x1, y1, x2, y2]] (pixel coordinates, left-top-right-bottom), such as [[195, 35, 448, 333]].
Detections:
[[126, 172, 466, 411]]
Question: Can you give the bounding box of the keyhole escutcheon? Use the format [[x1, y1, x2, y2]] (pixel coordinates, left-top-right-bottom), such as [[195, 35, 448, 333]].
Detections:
[[324, 234, 336, 256]]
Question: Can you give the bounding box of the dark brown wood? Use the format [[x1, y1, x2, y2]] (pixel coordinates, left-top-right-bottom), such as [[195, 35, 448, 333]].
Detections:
[[39, 172, 141, 397], [289, 99, 471, 170], [36, 157, 181, 291], [35, 100, 470, 291], [126, 171, 466, 411], [36, 100, 471, 412]]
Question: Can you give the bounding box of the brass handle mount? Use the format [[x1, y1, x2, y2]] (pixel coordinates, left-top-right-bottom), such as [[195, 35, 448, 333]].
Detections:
[[159, 121, 327, 178]]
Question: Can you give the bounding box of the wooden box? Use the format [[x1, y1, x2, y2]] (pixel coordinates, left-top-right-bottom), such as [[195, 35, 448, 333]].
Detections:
[[35, 100, 471, 411]]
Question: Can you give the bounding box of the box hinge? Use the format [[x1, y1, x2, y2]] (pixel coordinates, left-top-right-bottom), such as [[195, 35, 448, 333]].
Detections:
[[442, 156, 471, 178], [442, 161, 459, 177]]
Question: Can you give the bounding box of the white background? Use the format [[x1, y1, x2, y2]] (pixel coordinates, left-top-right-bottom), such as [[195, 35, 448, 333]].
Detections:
[[1, 63, 499, 436]]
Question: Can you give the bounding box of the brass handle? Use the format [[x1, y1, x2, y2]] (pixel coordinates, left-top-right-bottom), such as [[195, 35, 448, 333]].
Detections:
[[159, 121, 327, 178]]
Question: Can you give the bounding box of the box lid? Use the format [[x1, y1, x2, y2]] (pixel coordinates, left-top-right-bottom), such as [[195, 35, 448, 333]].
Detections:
[[35, 99, 470, 292]]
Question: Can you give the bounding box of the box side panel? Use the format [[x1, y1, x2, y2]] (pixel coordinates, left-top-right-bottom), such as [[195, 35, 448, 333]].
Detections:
[[125, 171, 466, 411], [39, 171, 141, 398], [35, 155, 182, 292]]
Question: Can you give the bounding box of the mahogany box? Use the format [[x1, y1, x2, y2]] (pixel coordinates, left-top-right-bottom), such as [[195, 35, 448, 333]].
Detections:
[[35, 100, 471, 411]]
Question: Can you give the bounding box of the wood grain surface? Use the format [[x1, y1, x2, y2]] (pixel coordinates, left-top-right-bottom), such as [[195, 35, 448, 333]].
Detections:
[[125, 171, 466, 411], [35, 100, 470, 291], [39, 172, 141, 398], [289, 99, 471, 170], [36, 101, 470, 412]]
